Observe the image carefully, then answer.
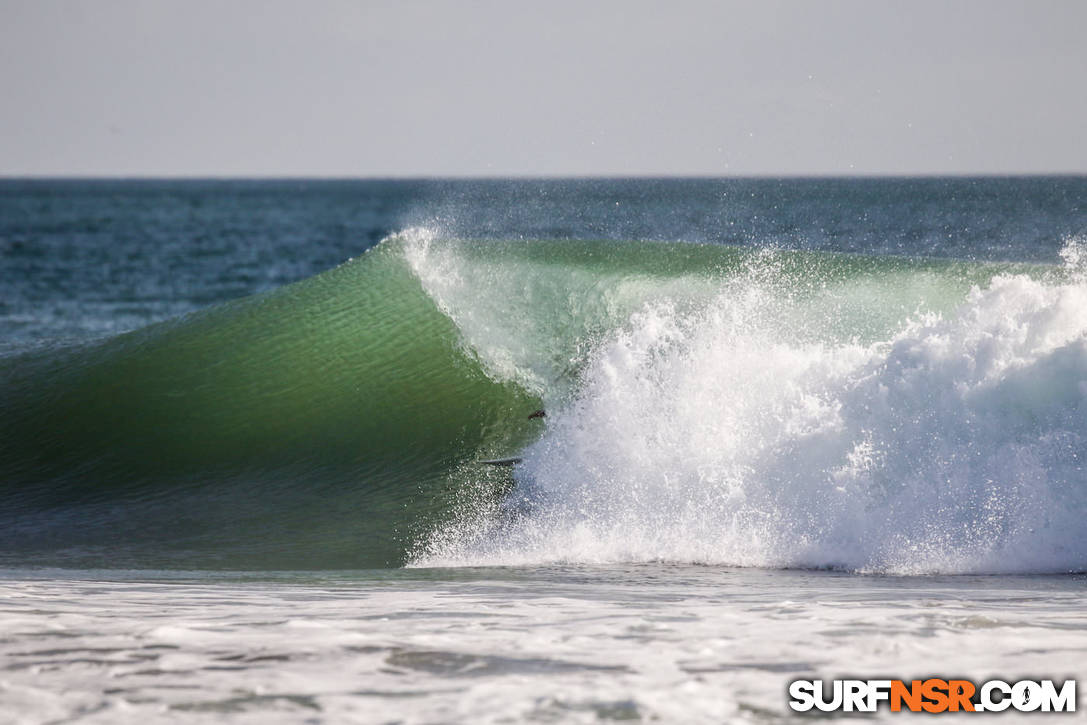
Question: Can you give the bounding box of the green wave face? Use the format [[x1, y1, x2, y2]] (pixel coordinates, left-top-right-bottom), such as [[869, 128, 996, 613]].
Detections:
[[0, 235, 541, 568], [0, 231, 1036, 569]]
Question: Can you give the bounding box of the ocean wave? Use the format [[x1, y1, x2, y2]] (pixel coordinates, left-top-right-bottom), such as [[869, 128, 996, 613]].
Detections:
[[3, 229, 1082, 573]]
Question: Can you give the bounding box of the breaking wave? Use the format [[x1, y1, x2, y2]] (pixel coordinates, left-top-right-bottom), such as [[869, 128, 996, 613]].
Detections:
[[415, 235, 1087, 574], [3, 228, 1084, 573]]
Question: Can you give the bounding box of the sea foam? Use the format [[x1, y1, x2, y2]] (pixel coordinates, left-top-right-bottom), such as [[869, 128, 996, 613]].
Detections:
[[417, 238, 1087, 574]]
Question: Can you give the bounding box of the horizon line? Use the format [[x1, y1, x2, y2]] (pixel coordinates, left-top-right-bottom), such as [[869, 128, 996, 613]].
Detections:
[[3, 172, 1086, 182]]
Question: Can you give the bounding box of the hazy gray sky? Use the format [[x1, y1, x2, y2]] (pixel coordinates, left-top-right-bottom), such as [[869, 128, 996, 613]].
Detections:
[[2, 0, 1084, 176]]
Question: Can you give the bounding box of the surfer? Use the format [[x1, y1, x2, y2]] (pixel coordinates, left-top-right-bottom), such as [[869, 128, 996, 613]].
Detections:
[[477, 410, 544, 465]]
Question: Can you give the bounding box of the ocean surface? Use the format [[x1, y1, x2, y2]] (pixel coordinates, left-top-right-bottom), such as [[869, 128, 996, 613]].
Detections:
[[1, 177, 1086, 722]]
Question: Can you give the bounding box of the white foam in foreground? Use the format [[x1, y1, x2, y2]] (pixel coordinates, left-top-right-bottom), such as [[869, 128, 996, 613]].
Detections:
[[1, 568, 1083, 724], [420, 242, 1087, 574]]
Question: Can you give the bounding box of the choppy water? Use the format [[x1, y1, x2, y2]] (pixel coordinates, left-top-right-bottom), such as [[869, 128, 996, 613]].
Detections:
[[1, 178, 1086, 721]]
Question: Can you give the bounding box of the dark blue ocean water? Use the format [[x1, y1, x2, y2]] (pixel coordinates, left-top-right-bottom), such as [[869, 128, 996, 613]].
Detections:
[[3, 177, 1085, 346]]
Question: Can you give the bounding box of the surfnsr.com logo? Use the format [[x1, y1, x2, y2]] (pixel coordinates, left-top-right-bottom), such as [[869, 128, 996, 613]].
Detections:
[[789, 679, 1076, 713]]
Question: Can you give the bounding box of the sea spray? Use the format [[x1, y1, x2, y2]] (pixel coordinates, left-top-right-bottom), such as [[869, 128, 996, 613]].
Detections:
[[416, 239, 1087, 574], [400, 227, 727, 399]]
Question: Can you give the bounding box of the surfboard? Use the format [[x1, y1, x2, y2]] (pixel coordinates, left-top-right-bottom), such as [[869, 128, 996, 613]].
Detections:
[[478, 456, 523, 466]]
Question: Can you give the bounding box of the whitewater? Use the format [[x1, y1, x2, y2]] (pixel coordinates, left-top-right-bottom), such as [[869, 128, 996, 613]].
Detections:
[[1, 178, 1085, 722], [409, 230, 1087, 575]]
